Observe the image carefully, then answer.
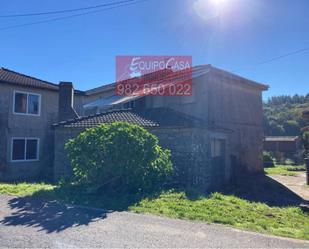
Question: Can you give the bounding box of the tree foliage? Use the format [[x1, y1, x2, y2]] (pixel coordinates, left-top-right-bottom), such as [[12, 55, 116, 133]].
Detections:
[[263, 94, 309, 136], [65, 122, 173, 193]]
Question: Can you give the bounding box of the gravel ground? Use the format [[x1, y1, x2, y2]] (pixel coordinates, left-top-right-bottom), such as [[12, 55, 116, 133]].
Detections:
[[0, 194, 308, 248]]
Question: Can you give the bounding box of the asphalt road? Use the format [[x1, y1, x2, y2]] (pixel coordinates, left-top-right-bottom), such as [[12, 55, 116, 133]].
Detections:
[[0, 194, 308, 248]]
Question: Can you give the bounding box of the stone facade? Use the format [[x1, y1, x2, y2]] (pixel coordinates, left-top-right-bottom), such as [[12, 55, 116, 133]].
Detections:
[[53, 125, 230, 190], [151, 128, 230, 190]]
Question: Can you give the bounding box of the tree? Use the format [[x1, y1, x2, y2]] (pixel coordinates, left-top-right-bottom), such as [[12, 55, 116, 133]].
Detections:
[[263, 94, 309, 136], [65, 122, 173, 193]]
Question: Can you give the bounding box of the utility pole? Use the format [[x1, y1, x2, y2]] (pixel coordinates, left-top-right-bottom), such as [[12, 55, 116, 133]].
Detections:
[[303, 109, 309, 185]]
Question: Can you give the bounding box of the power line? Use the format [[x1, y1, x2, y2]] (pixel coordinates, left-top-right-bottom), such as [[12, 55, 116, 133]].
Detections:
[[257, 47, 309, 65], [0, 0, 149, 31], [0, 0, 135, 18], [232, 45, 309, 74]]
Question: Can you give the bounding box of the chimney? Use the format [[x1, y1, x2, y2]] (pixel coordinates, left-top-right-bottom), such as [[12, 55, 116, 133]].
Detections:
[[58, 81, 79, 121]]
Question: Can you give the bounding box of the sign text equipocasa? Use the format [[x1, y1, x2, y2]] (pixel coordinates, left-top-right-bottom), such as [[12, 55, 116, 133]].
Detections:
[[116, 56, 192, 96]]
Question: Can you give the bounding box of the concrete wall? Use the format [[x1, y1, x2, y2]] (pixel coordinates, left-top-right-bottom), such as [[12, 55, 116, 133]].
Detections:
[[53, 126, 230, 190], [0, 84, 58, 181], [0, 83, 84, 181], [80, 89, 116, 116], [206, 71, 264, 172], [53, 127, 84, 181], [144, 71, 265, 173]]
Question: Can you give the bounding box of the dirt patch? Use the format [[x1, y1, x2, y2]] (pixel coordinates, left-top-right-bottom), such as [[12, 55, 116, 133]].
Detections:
[[225, 173, 308, 207], [269, 172, 309, 201]]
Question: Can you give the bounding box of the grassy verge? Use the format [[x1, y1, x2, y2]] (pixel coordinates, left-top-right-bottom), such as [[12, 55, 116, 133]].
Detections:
[[131, 191, 309, 240], [0, 182, 308, 240], [264, 165, 306, 176], [0, 182, 55, 196]]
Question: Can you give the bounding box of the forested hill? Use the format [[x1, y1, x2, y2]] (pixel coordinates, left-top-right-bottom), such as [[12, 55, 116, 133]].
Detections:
[[263, 94, 309, 136]]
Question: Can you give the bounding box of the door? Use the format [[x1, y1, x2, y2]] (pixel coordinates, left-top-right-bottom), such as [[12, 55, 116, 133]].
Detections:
[[210, 138, 226, 190]]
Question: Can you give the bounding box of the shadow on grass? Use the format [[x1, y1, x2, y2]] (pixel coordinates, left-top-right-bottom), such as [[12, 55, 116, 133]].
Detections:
[[1, 173, 306, 233], [0, 184, 160, 233], [222, 173, 308, 207], [179, 173, 308, 208]]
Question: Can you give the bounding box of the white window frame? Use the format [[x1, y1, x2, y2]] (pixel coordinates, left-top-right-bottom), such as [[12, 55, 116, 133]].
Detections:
[[13, 91, 41, 116], [11, 137, 40, 162]]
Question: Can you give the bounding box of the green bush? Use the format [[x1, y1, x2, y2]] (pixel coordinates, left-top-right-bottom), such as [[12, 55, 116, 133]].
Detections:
[[263, 151, 275, 168], [65, 122, 173, 193]]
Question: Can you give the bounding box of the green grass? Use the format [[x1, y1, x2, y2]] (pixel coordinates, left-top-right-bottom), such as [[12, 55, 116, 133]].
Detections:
[[264, 165, 306, 176], [0, 182, 308, 240], [130, 191, 309, 240], [0, 182, 55, 196]]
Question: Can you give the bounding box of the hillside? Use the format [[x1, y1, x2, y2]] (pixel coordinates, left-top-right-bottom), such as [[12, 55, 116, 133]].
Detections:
[[263, 94, 309, 136]]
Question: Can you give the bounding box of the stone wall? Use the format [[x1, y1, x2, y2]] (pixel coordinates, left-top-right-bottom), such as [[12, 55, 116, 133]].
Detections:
[[54, 126, 230, 191], [151, 127, 213, 189]]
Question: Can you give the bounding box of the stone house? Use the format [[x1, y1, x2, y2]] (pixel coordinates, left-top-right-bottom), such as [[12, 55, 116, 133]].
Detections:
[[0, 65, 268, 190]]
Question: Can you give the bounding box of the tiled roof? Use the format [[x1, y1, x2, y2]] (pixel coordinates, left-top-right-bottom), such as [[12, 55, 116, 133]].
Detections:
[[0, 67, 59, 91], [53, 108, 207, 128], [0, 67, 85, 94], [54, 109, 159, 128], [264, 136, 299, 142], [134, 108, 206, 128]]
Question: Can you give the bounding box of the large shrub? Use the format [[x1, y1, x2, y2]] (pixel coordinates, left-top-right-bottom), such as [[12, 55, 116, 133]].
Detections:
[[65, 122, 172, 193]]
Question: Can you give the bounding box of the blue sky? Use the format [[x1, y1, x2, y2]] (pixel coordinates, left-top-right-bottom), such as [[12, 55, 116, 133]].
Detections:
[[0, 0, 308, 99]]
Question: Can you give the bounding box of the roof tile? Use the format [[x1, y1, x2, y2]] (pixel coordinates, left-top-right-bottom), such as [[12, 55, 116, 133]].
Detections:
[[53, 108, 207, 128], [0, 67, 85, 94], [0, 67, 59, 90]]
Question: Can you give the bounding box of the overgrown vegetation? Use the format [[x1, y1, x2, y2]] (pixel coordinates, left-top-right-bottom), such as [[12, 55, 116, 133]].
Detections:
[[263, 94, 309, 136], [65, 122, 172, 194], [0, 183, 308, 240], [263, 151, 275, 168], [131, 191, 309, 240], [264, 165, 306, 176], [0, 182, 55, 196]]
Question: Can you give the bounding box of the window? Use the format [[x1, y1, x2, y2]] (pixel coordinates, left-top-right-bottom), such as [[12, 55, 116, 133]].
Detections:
[[11, 138, 39, 162], [13, 91, 41, 116], [211, 138, 225, 158]]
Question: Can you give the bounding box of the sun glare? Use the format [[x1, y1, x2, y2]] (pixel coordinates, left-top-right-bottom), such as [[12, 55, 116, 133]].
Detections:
[[212, 0, 226, 5], [193, 0, 224, 21]]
